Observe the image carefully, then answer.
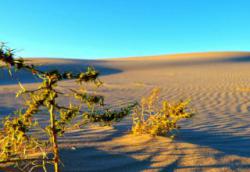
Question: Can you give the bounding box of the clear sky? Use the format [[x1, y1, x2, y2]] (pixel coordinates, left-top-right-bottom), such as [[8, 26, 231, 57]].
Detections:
[[1, 0, 250, 59]]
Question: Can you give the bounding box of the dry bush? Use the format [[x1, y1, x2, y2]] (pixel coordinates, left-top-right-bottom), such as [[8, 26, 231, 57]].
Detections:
[[132, 88, 194, 137]]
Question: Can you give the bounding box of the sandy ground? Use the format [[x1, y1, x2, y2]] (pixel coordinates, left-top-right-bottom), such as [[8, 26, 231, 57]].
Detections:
[[1, 52, 250, 171]]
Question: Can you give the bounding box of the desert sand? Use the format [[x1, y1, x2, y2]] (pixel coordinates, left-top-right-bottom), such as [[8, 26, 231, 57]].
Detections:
[[1, 52, 250, 171]]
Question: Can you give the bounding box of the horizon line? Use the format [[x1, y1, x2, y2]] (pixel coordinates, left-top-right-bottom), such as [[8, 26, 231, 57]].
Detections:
[[22, 50, 250, 60]]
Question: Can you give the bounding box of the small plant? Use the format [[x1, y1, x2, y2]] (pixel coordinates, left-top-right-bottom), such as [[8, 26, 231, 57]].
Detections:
[[132, 88, 194, 137], [0, 43, 134, 171]]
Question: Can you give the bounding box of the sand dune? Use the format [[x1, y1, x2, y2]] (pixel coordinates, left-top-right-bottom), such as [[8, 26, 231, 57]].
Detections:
[[1, 52, 250, 171]]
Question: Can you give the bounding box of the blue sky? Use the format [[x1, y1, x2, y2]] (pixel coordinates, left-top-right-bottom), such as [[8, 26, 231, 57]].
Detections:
[[1, 0, 250, 59]]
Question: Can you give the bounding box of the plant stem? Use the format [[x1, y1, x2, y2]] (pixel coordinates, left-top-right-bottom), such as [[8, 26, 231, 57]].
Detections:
[[49, 105, 59, 172]]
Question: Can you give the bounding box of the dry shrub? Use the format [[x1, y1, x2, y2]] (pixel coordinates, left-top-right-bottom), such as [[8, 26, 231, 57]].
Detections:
[[0, 43, 134, 171], [132, 88, 194, 137]]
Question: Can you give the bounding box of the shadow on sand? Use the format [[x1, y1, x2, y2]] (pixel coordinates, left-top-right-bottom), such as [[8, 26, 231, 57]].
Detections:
[[176, 128, 250, 158], [59, 130, 250, 171], [224, 55, 250, 63], [0, 106, 16, 120], [0, 106, 15, 115], [2, 119, 250, 171], [0, 63, 122, 85], [60, 147, 152, 172], [57, 117, 250, 171]]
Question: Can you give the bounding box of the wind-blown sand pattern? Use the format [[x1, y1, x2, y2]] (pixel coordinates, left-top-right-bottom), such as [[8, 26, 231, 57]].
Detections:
[[1, 52, 250, 171]]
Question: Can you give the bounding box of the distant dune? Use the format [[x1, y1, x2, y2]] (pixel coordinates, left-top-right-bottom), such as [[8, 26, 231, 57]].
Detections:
[[23, 51, 250, 72], [1, 52, 250, 171], [105, 51, 250, 61]]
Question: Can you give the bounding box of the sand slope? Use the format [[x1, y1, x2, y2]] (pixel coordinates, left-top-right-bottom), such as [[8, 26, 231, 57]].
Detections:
[[1, 52, 250, 171]]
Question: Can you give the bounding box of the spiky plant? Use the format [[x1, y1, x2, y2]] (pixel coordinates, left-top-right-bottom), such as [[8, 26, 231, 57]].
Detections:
[[0, 43, 135, 171]]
